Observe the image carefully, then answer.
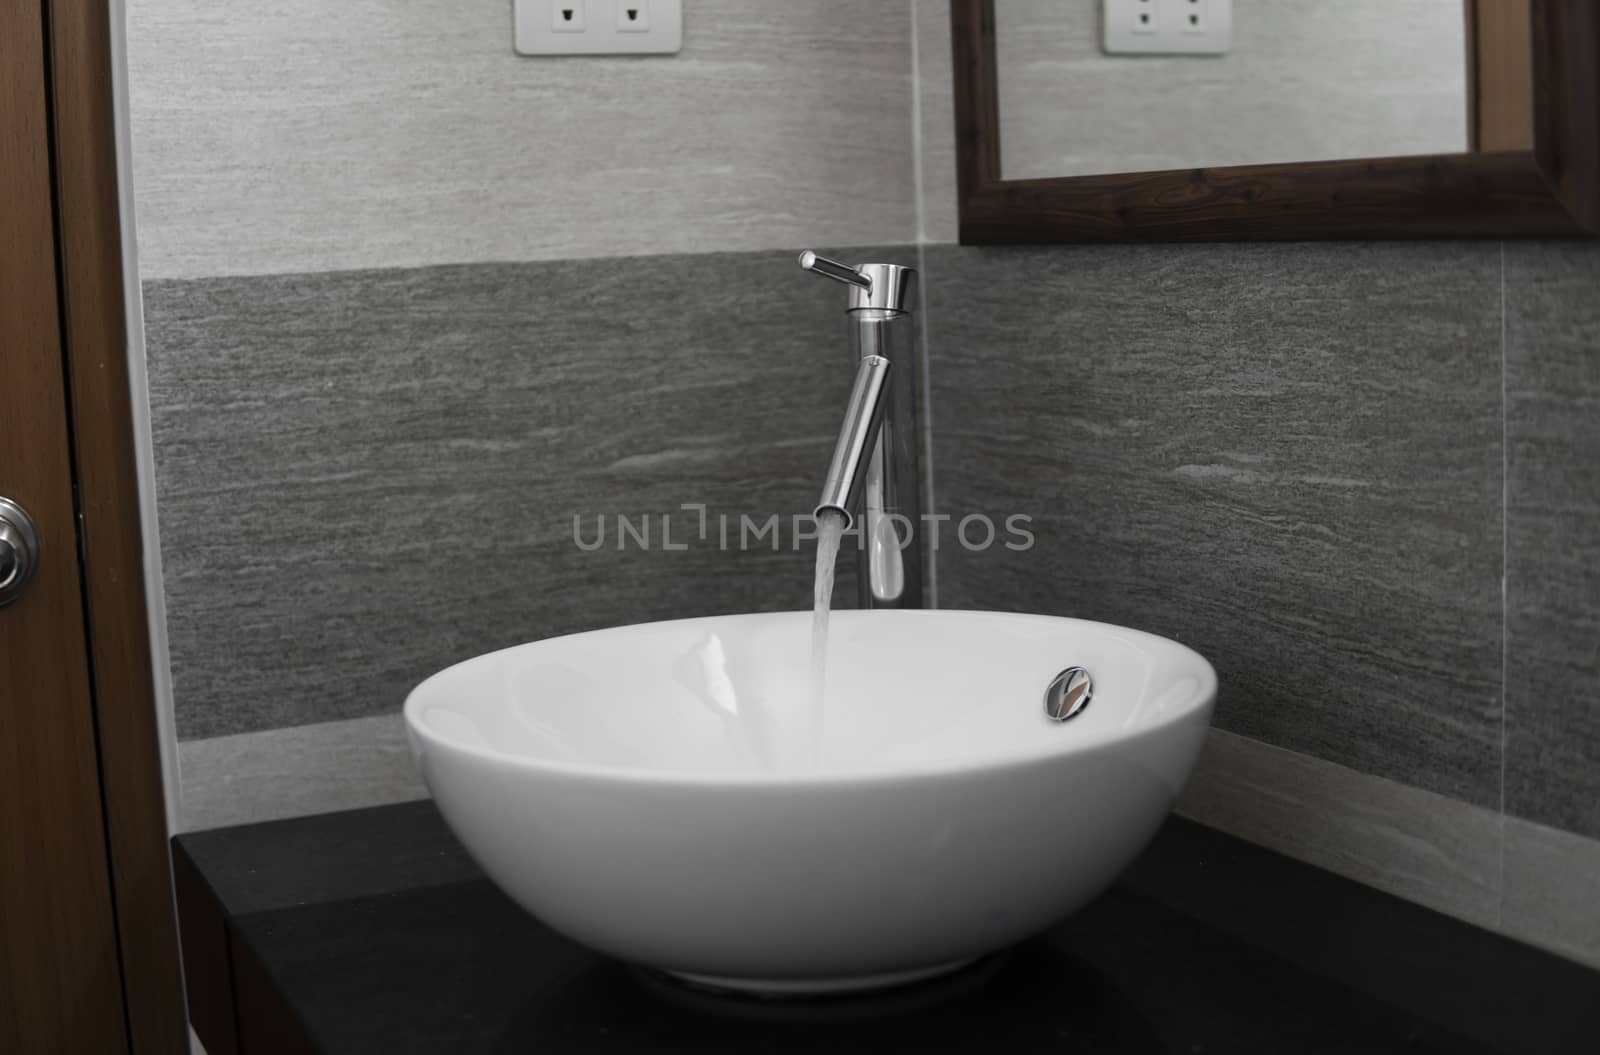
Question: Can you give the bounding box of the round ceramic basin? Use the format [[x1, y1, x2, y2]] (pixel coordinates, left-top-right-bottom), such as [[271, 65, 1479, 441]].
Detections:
[[404, 609, 1215, 995]]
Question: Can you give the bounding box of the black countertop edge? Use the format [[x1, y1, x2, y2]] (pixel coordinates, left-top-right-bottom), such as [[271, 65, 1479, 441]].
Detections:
[[174, 802, 1600, 1055], [1119, 819, 1600, 1053]]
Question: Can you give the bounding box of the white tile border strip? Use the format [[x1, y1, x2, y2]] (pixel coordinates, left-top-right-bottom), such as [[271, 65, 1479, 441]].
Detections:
[[1178, 729, 1503, 928], [1501, 816, 1600, 969], [175, 718, 1600, 969], [1182, 728, 1600, 970], [178, 714, 425, 833]]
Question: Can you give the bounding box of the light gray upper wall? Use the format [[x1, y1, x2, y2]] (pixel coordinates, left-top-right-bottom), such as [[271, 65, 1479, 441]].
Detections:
[[127, 0, 916, 279], [914, 0, 959, 244], [993, 0, 1468, 180]]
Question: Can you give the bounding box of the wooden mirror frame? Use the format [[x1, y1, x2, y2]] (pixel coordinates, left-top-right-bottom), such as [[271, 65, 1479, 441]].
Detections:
[[952, 0, 1599, 241]]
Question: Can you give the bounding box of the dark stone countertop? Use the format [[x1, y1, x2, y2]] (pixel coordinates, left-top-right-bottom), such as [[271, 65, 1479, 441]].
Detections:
[[174, 802, 1600, 1055]]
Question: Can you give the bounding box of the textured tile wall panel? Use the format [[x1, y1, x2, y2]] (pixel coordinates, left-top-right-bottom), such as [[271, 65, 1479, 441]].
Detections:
[[1504, 241, 1600, 839], [147, 248, 914, 739], [927, 242, 1503, 805]]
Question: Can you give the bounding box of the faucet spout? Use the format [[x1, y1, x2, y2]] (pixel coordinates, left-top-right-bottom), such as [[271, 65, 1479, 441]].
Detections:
[[815, 354, 891, 527], [799, 250, 923, 609]]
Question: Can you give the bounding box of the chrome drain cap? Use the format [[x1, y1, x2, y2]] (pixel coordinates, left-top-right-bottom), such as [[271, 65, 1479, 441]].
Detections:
[[1044, 667, 1093, 722]]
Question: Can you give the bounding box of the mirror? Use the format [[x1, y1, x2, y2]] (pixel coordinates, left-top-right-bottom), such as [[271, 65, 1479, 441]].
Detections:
[[949, 0, 1596, 241], [995, 0, 1478, 181]]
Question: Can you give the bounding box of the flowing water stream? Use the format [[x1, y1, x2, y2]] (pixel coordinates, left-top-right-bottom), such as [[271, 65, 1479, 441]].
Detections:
[[809, 510, 848, 760]]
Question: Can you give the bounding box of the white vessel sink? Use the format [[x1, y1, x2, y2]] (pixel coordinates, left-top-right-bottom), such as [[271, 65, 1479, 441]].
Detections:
[[405, 610, 1215, 995]]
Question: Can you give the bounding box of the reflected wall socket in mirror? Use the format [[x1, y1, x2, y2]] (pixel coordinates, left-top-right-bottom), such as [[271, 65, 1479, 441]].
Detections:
[[515, 0, 682, 55], [1104, 0, 1232, 55]]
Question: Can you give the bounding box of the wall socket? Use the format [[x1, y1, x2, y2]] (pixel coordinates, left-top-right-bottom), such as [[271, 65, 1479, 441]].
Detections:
[[1103, 0, 1232, 55], [515, 0, 682, 55]]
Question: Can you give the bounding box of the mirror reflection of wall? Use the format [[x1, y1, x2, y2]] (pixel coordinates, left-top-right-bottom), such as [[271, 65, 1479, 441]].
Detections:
[[996, 0, 1471, 180]]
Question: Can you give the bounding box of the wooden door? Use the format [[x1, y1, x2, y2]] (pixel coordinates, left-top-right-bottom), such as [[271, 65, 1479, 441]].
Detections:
[[1, 3, 133, 1052]]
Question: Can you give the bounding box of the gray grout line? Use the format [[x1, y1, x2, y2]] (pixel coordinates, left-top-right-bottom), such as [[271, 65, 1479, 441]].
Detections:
[[908, 0, 938, 608], [909, 0, 927, 247], [138, 241, 923, 288], [915, 240, 939, 608]]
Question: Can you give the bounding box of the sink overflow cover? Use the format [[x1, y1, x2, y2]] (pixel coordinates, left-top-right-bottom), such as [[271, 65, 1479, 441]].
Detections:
[[1044, 667, 1093, 722]]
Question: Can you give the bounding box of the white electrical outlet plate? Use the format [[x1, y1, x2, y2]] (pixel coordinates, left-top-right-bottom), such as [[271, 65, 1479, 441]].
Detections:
[[1103, 0, 1231, 55], [515, 0, 682, 55]]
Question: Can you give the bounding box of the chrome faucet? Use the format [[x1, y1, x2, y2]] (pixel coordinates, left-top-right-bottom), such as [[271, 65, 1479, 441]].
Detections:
[[802, 251, 923, 609]]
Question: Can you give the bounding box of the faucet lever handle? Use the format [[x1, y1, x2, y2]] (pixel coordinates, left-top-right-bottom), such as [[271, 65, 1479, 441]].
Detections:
[[798, 251, 871, 290]]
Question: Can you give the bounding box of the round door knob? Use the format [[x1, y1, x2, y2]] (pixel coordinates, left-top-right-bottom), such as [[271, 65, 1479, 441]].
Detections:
[[0, 496, 41, 607]]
